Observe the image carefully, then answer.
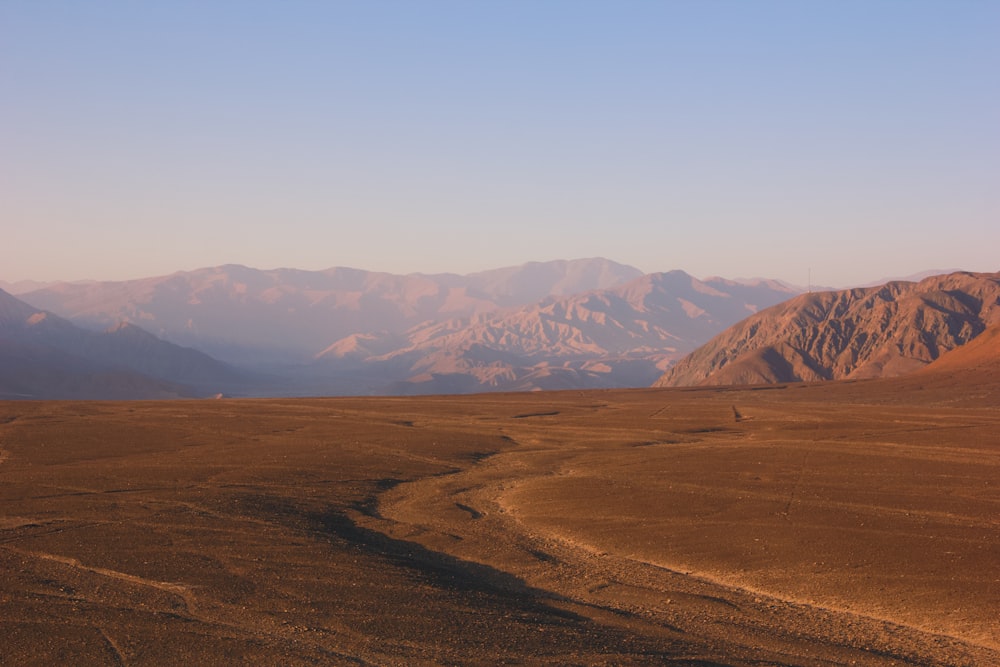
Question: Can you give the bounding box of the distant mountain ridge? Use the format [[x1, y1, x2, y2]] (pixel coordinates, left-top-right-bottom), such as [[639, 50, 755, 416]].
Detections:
[[327, 270, 797, 394], [0, 289, 243, 399], [17, 259, 798, 395], [0, 279, 63, 295], [655, 271, 1000, 388], [15, 261, 993, 397], [21, 259, 644, 364]]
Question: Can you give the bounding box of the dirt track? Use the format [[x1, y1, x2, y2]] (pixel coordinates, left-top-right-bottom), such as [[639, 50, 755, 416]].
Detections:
[[0, 380, 998, 665]]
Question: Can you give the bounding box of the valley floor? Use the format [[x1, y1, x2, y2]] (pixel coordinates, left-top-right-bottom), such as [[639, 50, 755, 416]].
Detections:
[[0, 380, 997, 665]]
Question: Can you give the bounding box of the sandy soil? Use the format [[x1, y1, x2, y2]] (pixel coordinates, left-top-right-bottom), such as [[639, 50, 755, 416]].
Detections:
[[0, 378, 997, 665]]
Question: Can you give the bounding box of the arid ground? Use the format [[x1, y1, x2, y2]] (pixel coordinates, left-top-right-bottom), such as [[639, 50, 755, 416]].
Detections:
[[1, 376, 998, 665]]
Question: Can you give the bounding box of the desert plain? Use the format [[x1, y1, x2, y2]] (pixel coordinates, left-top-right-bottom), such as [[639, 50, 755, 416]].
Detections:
[[1, 368, 998, 665]]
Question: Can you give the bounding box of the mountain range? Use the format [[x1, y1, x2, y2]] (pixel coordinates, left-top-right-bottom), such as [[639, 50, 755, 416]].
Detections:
[[323, 271, 799, 394], [14, 259, 797, 396], [655, 271, 1000, 387], [20, 259, 644, 364], [0, 288, 244, 399], [10, 259, 996, 399]]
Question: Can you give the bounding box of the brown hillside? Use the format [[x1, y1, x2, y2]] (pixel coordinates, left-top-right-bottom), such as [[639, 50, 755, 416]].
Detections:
[[865, 322, 1000, 405], [918, 321, 1000, 374], [656, 271, 1000, 387]]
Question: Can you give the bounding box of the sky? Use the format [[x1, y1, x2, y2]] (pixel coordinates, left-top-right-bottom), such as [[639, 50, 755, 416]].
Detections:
[[2, 1, 998, 287]]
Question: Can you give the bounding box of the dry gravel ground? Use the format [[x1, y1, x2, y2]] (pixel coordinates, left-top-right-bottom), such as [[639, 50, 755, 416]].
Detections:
[[0, 378, 997, 665]]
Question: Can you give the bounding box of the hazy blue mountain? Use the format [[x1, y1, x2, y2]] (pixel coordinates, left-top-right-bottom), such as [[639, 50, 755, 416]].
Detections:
[[315, 270, 798, 394], [16, 259, 804, 396], [0, 288, 242, 399], [21, 258, 643, 365]]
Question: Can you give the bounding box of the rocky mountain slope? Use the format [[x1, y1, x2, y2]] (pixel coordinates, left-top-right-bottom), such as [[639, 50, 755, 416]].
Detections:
[[655, 271, 1000, 387], [919, 320, 1000, 375], [0, 289, 242, 399], [881, 321, 1000, 406]]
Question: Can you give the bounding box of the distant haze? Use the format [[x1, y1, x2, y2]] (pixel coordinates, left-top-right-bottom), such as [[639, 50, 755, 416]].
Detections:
[[12, 259, 798, 396], [6, 261, 997, 398], [2, 2, 998, 285]]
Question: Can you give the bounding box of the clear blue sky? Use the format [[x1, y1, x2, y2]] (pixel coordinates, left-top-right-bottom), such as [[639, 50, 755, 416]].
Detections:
[[3, 1, 997, 286]]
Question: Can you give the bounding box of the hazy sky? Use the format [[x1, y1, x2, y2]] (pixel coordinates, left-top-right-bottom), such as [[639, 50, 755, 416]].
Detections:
[[3, 1, 998, 286]]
